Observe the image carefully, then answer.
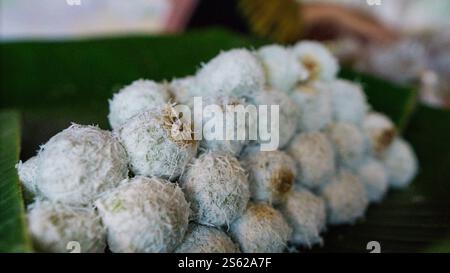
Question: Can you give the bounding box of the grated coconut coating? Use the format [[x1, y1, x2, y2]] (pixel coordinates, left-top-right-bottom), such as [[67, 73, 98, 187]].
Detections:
[[108, 79, 170, 130], [195, 49, 265, 99], [118, 104, 198, 180], [290, 82, 333, 132], [35, 124, 128, 206], [256, 45, 308, 93], [180, 151, 250, 227], [280, 189, 326, 248], [241, 148, 296, 205], [320, 170, 368, 225], [28, 200, 106, 253], [357, 157, 388, 203], [229, 202, 292, 253], [382, 138, 418, 189], [175, 223, 240, 253], [287, 132, 335, 189], [326, 122, 367, 170], [95, 176, 190, 253]]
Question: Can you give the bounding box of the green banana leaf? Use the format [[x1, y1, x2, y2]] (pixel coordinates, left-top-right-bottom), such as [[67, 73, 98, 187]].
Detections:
[[0, 28, 448, 253], [0, 110, 32, 252]]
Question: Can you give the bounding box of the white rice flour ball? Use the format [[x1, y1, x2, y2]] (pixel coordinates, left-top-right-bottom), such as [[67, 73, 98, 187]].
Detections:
[[326, 122, 367, 169], [95, 176, 190, 253], [198, 95, 251, 156], [181, 152, 250, 227], [169, 76, 201, 105], [288, 132, 335, 189], [175, 224, 240, 253], [241, 148, 297, 205], [196, 49, 265, 99], [357, 157, 388, 203], [292, 40, 339, 82], [118, 104, 198, 180], [256, 45, 308, 93], [321, 170, 368, 225], [291, 82, 333, 132], [108, 79, 170, 130], [363, 112, 397, 156], [253, 88, 299, 148], [330, 79, 368, 125], [16, 156, 39, 201], [382, 138, 418, 188], [230, 202, 292, 253], [280, 189, 326, 247], [35, 124, 128, 206], [28, 200, 106, 253]]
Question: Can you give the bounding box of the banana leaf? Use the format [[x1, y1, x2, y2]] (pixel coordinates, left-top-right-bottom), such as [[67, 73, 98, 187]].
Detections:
[[0, 28, 448, 253]]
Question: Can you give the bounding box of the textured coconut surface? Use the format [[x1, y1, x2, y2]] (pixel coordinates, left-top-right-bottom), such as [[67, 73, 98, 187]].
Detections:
[[0, 28, 449, 253]]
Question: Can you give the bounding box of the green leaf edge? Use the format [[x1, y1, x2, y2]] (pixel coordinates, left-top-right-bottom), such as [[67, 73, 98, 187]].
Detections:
[[0, 109, 33, 253]]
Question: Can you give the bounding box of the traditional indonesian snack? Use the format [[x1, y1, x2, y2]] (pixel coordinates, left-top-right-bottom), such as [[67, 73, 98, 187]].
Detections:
[[253, 87, 299, 148], [241, 148, 296, 205], [292, 40, 339, 82], [195, 48, 265, 99], [229, 203, 292, 253], [28, 200, 106, 253], [256, 45, 308, 93], [280, 188, 326, 248], [321, 170, 369, 225], [16, 155, 39, 201], [175, 224, 240, 253], [382, 138, 418, 189], [357, 157, 389, 203], [95, 176, 190, 253], [118, 105, 198, 180], [33, 124, 128, 206], [291, 82, 333, 132], [18, 41, 418, 252], [180, 152, 250, 227], [326, 122, 367, 170], [287, 132, 336, 189], [108, 79, 170, 130], [363, 112, 397, 156], [329, 79, 368, 126]]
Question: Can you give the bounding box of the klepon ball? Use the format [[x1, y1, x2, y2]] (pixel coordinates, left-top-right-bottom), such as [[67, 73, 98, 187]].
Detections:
[[326, 122, 367, 169], [280, 189, 326, 247], [329, 79, 368, 125], [357, 157, 388, 203], [175, 224, 240, 253], [16, 156, 39, 201], [253, 88, 299, 148], [118, 104, 198, 180], [180, 152, 249, 227], [321, 170, 369, 225], [288, 132, 335, 189], [382, 138, 418, 188], [95, 176, 190, 253], [35, 124, 128, 206], [27, 200, 106, 253], [198, 95, 251, 156], [290, 82, 333, 132], [241, 147, 296, 205], [169, 76, 201, 105], [256, 45, 308, 93], [363, 112, 397, 156], [292, 40, 339, 82], [229, 202, 292, 253], [195, 49, 265, 99], [108, 79, 170, 130]]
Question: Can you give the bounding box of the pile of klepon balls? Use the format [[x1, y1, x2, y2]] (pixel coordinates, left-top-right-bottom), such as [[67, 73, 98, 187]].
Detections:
[[17, 41, 418, 253]]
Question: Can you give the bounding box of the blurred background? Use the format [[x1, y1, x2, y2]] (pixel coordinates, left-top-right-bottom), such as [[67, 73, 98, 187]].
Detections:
[[1, 0, 449, 107]]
